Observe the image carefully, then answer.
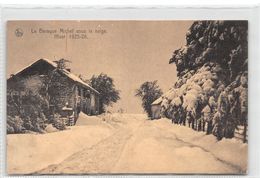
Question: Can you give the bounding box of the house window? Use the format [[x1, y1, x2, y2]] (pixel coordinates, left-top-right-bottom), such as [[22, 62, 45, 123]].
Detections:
[[77, 87, 81, 96], [84, 89, 90, 98], [85, 92, 90, 98]]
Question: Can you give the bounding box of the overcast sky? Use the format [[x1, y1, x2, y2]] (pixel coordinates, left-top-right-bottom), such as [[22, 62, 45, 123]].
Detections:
[[7, 20, 193, 113]]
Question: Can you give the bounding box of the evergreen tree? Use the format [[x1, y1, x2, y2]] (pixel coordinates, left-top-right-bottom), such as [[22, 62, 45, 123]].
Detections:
[[89, 73, 120, 113]]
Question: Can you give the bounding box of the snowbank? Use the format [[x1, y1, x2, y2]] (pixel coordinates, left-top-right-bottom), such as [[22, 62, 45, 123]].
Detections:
[[7, 123, 113, 174], [45, 124, 58, 133], [7, 113, 146, 174], [76, 112, 104, 126], [155, 118, 248, 173]]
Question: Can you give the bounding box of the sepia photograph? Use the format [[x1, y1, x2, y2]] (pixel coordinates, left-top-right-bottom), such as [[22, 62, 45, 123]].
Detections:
[[6, 20, 248, 175]]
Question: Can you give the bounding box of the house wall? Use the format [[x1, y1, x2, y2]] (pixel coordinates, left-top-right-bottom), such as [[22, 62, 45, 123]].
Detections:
[[94, 95, 100, 114], [151, 104, 161, 119], [48, 71, 100, 117], [91, 93, 100, 115], [48, 72, 75, 113], [74, 86, 99, 115]]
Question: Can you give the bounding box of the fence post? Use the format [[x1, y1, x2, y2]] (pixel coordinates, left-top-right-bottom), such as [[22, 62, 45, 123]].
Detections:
[[243, 122, 247, 143]]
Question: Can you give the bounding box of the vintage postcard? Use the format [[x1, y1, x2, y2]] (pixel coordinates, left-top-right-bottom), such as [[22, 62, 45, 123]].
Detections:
[[6, 20, 248, 175]]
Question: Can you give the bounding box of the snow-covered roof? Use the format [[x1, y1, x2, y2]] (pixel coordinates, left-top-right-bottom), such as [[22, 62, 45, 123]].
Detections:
[[151, 97, 163, 105], [12, 58, 57, 76], [60, 67, 99, 94], [10, 58, 100, 94]]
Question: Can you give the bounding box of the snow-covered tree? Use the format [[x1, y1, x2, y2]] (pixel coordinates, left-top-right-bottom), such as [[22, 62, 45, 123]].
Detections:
[[163, 21, 247, 141], [89, 73, 120, 113]]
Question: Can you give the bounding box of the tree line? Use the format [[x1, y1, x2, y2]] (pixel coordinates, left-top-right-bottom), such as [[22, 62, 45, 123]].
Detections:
[[136, 21, 248, 142]]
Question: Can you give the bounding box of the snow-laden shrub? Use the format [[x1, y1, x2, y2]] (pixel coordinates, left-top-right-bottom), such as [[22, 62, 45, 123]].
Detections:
[[53, 114, 67, 130], [7, 75, 50, 134], [7, 124, 15, 134], [7, 116, 25, 134]]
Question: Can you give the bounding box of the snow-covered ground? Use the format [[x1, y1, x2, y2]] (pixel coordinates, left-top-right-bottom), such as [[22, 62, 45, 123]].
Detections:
[[150, 118, 248, 173], [7, 113, 115, 174], [7, 113, 247, 175]]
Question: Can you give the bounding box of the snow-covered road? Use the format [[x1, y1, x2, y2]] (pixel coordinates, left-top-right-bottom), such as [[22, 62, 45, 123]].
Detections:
[[39, 114, 247, 174], [7, 113, 247, 174]]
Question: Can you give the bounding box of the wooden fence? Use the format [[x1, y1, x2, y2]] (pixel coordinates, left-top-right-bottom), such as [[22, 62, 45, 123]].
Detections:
[[234, 125, 248, 143]]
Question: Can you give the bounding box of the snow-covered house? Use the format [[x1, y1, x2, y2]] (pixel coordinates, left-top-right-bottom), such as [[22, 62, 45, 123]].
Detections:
[[151, 97, 162, 119], [7, 58, 100, 120]]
